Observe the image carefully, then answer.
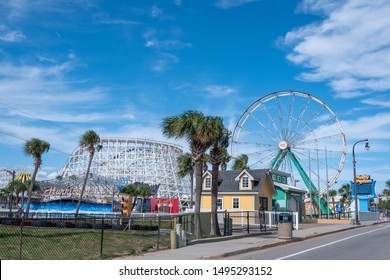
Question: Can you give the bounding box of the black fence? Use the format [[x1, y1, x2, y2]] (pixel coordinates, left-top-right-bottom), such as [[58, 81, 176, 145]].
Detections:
[[0, 215, 174, 260], [0, 211, 274, 260]]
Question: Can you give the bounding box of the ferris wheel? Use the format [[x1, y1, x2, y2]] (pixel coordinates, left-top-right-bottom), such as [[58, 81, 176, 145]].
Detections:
[[231, 90, 346, 213]]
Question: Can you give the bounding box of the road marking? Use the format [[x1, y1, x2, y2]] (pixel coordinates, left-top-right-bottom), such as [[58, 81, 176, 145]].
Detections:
[[276, 225, 389, 260]]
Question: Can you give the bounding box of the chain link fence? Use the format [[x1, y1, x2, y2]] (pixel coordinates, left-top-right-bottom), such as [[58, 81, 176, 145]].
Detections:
[[0, 210, 279, 259]]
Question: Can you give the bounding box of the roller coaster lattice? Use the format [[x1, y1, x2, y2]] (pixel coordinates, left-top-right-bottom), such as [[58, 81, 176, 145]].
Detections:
[[61, 137, 190, 210]]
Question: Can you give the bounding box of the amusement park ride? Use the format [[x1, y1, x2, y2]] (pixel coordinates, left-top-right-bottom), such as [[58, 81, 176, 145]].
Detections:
[[1, 90, 347, 215], [231, 90, 347, 215]]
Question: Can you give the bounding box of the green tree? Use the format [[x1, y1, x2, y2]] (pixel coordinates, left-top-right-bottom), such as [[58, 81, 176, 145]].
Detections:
[[338, 183, 352, 214], [14, 172, 33, 206], [75, 130, 102, 219], [209, 128, 230, 236], [162, 111, 223, 238], [177, 153, 195, 208], [221, 148, 231, 171], [138, 184, 152, 213], [383, 180, 390, 199], [328, 189, 338, 213], [24, 138, 50, 217], [232, 154, 249, 171], [120, 183, 141, 216]]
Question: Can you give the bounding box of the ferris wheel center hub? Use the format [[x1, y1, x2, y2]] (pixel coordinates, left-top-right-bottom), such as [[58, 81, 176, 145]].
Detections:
[[278, 140, 289, 150]]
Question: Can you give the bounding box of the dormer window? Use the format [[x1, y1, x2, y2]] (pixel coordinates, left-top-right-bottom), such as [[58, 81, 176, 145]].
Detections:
[[242, 176, 249, 188], [205, 177, 211, 189]]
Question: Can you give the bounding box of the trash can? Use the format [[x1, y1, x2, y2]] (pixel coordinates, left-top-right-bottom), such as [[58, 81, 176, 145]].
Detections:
[[223, 217, 233, 236], [278, 213, 292, 239]]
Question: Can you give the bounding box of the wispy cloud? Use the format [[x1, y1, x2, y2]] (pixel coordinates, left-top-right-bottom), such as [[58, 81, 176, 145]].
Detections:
[[297, 0, 344, 14], [203, 85, 237, 98], [100, 19, 143, 25], [0, 25, 25, 42], [284, 0, 390, 99], [144, 28, 191, 50], [151, 52, 179, 72], [215, 0, 259, 10], [341, 112, 390, 140], [362, 96, 390, 108]]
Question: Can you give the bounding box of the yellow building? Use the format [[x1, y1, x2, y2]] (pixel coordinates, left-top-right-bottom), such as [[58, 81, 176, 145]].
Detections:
[[201, 169, 276, 212]]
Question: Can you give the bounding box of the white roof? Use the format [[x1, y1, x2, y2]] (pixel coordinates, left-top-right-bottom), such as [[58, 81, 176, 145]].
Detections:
[[274, 181, 307, 193]]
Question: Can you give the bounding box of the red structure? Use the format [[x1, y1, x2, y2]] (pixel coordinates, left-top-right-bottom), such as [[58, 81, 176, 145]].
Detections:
[[150, 198, 179, 213]]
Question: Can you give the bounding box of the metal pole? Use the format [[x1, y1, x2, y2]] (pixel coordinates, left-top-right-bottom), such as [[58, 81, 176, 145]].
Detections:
[[352, 139, 369, 226]]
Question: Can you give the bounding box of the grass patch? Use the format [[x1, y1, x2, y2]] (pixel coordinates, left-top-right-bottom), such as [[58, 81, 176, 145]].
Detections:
[[0, 225, 170, 260]]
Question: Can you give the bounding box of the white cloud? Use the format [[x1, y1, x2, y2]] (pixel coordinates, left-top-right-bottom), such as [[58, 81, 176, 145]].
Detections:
[[151, 5, 163, 18], [151, 52, 179, 72], [215, 0, 258, 9], [297, 0, 345, 14], [341, 112, 390, 141], [144, 28, 191, 50], [362, 96, 390, 108], [203, 85, 237, 98], [100, 19, 143, 25], [284, 0, 390, 98], [0, 25, 25, 42]]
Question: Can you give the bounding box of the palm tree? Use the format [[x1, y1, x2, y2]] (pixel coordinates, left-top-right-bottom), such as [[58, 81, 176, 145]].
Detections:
[[15, 172, 32, 206], [75, 130, 102, 219], [328, 189, 338, 214], [209, 128, 230, 236], [138, 184, 151, 213], [221, 148, 231, 171], [24, 138, 50, 217], [162, 111, 223, 238], [383, 180, 390, 199], [338, 183, 352, 215], [232, 154, 249, 170], [177, 153, 195, 208]]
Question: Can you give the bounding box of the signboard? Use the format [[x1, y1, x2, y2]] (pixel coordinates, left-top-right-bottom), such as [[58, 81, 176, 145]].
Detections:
[[350, 175, 377, 200], [335, 204, 343, 213]]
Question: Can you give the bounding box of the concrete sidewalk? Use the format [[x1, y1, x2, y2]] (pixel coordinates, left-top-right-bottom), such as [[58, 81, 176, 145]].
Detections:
[[115, 220, 388, 260]]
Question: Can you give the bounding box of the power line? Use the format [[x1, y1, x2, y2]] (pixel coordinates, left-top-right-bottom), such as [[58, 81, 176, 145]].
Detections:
[[0, 101, 82, 137], [0, 129, 71, 156]]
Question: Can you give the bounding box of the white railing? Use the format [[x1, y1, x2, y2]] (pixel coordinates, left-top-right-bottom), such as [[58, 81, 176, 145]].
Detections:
[[218, 210, 299, 230]]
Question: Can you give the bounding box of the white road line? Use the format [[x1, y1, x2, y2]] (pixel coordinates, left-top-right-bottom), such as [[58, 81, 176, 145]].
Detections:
[[276, 225, 389, 260]]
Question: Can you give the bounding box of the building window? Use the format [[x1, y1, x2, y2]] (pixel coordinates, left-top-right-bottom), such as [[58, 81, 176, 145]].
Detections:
[[217, 198, 223, 210], [242, 176, 249, 188], [205, 177, 211, 189], [233, 197, 240, 209], [281, 176, 286, 184], [277, 175, 281, 182], [272, 174, 276, 181]]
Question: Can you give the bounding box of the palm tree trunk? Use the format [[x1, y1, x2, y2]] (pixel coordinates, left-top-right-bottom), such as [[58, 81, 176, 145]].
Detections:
[[25, 163, 39, 217], [194, 159, 203, 239], [190, 171, 194, 208], [211, 163, 221, 236], [75, 152, 93, 220]]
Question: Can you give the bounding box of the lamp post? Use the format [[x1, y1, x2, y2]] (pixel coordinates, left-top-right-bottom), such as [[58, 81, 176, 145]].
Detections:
[[352, 139, 370, 225]]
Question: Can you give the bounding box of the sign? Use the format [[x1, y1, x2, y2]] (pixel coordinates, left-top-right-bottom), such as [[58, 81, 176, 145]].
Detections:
[[350, 174, 377, 200], [335, 204, 343, 213]]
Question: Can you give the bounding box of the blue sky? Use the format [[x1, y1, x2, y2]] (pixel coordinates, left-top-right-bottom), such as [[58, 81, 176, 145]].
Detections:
[[0, 0, 389, 193]]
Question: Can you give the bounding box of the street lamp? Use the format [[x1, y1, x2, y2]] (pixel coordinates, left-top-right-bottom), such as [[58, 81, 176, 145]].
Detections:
[[352, 139, 370, 225]]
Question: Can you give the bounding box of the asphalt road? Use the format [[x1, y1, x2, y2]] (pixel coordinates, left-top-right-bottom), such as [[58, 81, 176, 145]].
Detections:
[[231, 223, 390, 260]]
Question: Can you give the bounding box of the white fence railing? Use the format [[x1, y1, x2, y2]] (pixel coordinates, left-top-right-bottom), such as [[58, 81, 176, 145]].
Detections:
[[216, 210, 299, 230]]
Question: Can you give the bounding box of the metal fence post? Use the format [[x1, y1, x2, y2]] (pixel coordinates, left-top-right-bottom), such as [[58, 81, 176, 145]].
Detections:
[[19, 217, 24, 260], [247, 211, 250, 234], [157, 216, 161, 250], [100, 218, 104, 258]]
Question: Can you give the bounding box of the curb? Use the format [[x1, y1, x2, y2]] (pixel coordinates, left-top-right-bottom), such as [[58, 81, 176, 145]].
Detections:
[[201, 224, 371, 259], [188, 231, 274, 246]]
